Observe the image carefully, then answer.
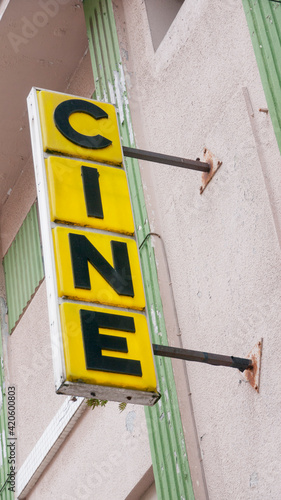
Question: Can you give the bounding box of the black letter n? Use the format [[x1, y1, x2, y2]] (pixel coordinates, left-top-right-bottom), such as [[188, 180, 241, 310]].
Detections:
[[69, 233, 134, 297]]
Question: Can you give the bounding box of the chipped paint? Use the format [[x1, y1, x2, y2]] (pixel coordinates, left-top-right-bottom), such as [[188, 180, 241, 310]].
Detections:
[[2, 429, 6, 459], [102, 89, 108, 103], [119, 63, 126, 92], [108, 80, 116, 106], [181, 438, 187, 455], [167, 411, 171, 426], [150, 305, 159, 335], [113, 70, 124, 124], [174, 451, 180, 474], [124, 94, 134, 144]]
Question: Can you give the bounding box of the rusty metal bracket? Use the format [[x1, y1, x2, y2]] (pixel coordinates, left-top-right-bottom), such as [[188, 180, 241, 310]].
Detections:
[[123, 146, 210, 173], [153, 342, 262, 393], [242, 339, 263, 392], [200, 148, 222, 194], [153, 344, 253, 372]]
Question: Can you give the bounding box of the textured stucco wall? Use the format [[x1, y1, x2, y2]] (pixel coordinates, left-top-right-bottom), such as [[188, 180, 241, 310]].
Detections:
[[0, 47, 153, 499], [116, 0, 281, 498]]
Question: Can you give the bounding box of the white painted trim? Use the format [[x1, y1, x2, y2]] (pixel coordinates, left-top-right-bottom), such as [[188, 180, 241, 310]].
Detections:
[[16, 396, 86, 499], [27, 88, 66, 391], [26, 87, 160, 405], [0, 0, 10, 21]]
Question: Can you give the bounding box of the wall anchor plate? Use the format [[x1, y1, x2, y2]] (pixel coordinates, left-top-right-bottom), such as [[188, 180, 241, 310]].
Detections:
[[243, 339, 263, 392], [200, 148, 222, 194]]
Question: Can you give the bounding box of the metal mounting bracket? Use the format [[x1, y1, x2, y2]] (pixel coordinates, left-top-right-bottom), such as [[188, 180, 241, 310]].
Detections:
[[153, 340, 262, 393], [153, 344, 253, 372], [123, 146, 210, 173]]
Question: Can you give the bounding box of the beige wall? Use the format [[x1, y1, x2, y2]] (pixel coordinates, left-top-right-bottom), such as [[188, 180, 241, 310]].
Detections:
[[116, 0, 281, 498]]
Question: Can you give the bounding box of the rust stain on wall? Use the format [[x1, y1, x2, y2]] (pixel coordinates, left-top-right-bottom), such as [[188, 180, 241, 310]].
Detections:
[[200, 148, 222, 194]]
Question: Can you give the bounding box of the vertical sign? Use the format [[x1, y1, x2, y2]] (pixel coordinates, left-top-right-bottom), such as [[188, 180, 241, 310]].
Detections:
[[27, 88, 160, 405]]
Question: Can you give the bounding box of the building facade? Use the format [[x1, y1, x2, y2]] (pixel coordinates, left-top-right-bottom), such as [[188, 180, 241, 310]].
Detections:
[[0, 0, 280, 499]]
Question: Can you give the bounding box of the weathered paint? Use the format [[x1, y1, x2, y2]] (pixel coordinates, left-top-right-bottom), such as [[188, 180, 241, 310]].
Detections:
[[3, 203, 44, 333], [242, 0, 281, 152], [83, 1, 195, 498]]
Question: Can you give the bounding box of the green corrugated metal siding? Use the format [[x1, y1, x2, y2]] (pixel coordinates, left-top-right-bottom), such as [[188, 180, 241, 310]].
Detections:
[[83, 1, 195, 498], [3, 203, 44, 333], [0, 326, 14, 499], [242, 0, 281, 152]]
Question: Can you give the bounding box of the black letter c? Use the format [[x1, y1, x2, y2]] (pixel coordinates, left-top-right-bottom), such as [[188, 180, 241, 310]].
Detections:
[[54, 99, 112, 149]]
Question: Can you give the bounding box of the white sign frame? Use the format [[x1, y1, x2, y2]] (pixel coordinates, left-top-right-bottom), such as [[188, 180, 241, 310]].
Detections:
[[27, 87, 160, 406]]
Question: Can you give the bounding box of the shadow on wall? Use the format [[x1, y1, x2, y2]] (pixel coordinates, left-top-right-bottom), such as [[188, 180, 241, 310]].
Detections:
[[144, 0, 184, 51]]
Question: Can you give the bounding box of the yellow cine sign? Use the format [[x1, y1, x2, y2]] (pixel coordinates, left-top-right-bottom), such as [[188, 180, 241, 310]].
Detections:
[[32, 89, 159, 405]]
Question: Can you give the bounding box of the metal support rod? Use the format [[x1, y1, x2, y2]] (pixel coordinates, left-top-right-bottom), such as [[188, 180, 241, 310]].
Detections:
[[123, 146, 210, 173], [152, 344, 253, 372]]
